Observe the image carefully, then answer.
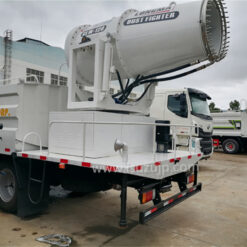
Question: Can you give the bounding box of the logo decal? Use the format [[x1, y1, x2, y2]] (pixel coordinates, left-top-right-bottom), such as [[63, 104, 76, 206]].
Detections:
[[214, 120, 242, 130], [81, 25, 106, 37], [0, 108, 10, 117], [135, 2, 176, 16], [124, 11, 179, 26]]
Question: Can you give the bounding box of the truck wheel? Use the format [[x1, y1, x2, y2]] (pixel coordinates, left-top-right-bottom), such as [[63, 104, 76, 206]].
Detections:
[[222, 139, 239, 154], [0, 163, 17, 213]]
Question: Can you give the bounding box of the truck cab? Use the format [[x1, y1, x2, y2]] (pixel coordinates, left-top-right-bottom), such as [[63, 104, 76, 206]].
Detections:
[[150, 88, 213, 158]]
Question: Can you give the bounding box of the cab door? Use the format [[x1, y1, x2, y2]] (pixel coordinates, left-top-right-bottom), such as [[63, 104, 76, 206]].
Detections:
[[164, 92, 191, 146]]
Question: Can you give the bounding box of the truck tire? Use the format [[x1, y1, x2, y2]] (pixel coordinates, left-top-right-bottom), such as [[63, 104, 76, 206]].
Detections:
[[0, 162, 17, 213], [222, 139, 239, 154]]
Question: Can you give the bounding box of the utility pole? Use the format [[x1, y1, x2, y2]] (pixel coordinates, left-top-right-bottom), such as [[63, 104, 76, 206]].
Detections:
[[3, 30, 13, 84]]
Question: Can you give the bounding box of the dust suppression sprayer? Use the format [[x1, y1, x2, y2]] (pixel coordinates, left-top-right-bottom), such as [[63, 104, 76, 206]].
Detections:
[[65, 0, 229, 114]]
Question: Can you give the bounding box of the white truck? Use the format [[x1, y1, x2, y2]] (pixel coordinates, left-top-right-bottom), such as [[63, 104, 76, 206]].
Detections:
[[0, 0, 228, 226], [151, 88, 213, 159], [212, 111, 247, 154]]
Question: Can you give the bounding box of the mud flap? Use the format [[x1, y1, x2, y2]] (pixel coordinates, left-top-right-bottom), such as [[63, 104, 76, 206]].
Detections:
[[12, 155, 49, 218]]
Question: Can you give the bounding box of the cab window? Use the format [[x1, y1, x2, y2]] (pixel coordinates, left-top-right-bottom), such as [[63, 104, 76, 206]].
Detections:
[[167, 94, 188, 118]]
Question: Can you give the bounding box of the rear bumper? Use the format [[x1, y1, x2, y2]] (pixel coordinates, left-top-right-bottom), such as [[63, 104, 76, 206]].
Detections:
[[139, 183, 202, 224]]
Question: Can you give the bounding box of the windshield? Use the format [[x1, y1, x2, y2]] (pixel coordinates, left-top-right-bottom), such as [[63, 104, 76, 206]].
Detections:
[[190, 93, 212, 120]]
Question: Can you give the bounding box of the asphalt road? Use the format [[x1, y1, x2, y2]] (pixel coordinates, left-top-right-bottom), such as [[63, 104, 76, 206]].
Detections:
[[0, 152, 246, 247]]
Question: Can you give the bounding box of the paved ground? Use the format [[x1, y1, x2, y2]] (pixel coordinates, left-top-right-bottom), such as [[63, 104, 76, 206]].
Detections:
[[0, 152, 247, 247]]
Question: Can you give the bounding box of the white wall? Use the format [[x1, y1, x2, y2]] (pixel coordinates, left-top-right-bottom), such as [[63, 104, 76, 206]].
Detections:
[[0, 54, 68, 84]]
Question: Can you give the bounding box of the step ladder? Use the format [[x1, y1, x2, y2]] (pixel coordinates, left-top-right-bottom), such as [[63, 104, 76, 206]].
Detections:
[[27, 159, 46, 205]]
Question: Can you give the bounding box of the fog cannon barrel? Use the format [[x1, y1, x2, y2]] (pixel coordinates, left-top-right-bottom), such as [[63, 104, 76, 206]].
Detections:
[[65, 0, 229, 83]]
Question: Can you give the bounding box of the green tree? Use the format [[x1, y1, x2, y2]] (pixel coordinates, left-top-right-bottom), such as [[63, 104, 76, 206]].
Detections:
[[209, 102, 221, 113], [229, 100, 240, 111]]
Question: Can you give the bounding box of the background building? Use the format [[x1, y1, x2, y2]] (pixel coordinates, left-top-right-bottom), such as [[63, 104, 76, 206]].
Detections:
[[0, 30, 68, 85], [0, 30, 139, 99]]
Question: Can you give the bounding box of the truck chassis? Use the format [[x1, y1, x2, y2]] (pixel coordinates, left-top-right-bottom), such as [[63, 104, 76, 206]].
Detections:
[[0, 149, 202, 226]]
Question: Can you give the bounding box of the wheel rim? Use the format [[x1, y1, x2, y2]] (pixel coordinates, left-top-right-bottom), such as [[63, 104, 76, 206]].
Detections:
[[225, 142, 235, 152], [0, 168, 16, 203]]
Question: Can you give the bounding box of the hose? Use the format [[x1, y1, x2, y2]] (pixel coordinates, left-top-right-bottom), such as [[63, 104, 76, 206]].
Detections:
[[113, 61, 213, 104]]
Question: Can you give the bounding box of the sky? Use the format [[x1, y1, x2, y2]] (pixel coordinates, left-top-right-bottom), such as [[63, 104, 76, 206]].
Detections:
[[0, 0, 246, 109]]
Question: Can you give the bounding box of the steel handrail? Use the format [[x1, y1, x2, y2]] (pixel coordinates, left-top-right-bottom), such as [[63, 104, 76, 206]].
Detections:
[[49, 120, 196, 128], [22, 132, 42, 153]]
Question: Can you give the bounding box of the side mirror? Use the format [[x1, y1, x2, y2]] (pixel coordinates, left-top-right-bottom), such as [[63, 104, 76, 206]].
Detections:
[[180, 94, 188, 118], [0, 123, 3, 129]]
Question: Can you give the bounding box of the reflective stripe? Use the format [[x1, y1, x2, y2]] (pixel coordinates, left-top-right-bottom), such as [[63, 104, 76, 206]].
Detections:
[[189, 187, 195, 192], [168, 198, 174, 204], [151, 207, 157, 213], [82, 162, 91, 168], [135, 165, 142, 171], [106, 166, 117, 172], [154, 162, 161, 166], [60, 159, 68, 164], [145, 211, 151, 217], [145, 207, 158, 217], [40, 156, 47, 161]]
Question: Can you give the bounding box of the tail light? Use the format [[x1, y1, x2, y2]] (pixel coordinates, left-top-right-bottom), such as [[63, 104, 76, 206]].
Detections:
[[187, 174, 195, 184], [139, 189, 156, 204]]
